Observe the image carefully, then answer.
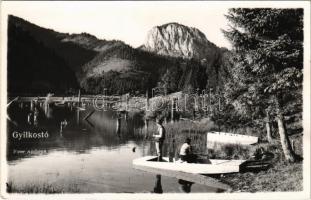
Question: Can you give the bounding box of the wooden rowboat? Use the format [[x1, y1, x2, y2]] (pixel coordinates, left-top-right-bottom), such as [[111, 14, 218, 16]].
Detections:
[[133, 156, 246, 175], [207, 131, 258, 145]]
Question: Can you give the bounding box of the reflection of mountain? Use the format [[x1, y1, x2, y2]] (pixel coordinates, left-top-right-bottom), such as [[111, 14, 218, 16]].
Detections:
[[83, 110, 145, 143], [7, 106, 148, 161]]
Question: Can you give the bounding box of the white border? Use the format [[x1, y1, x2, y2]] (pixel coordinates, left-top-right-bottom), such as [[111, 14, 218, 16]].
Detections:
[[0, 1, 310, 200]]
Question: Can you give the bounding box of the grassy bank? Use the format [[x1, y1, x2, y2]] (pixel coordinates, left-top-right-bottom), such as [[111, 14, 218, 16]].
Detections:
[[217, 134, 303, 192], [6, 181, 80, 193], [221, 161, 303, 192]]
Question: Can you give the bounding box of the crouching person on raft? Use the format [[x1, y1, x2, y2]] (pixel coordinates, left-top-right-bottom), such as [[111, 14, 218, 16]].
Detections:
[[179, 138, 197, 163]]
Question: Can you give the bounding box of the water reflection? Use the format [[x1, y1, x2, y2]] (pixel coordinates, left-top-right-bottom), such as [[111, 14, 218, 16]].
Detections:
[[8, 102, 147, 159], [178, 179, 194, 193], [151, 175, 195, 193], [116, 112, 122, 139], [7, 102, 216, 193], [153, 175, 163, 194]]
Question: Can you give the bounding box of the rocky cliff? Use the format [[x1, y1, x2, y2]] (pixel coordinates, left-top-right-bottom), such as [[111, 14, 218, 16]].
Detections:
[[142, 22, 219, 61]]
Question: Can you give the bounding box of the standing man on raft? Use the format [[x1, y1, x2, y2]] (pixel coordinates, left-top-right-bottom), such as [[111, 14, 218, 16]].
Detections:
[[153, 118, 166, 161]]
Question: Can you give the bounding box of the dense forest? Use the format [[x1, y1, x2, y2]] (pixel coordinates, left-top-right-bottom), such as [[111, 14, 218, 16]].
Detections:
[[7, 18, 79, 95], [222, 8, 303, 162], [80, 44, 222, 95], [9, 15, 97, 72]]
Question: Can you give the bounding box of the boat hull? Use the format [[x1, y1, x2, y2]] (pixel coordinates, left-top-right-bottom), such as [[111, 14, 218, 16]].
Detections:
[[207, 131, 258, 145], [133, 156, 246, 174]]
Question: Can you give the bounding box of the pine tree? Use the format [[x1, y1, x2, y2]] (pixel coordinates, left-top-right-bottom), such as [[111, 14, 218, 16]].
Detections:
[[222, 8, 303, 162]]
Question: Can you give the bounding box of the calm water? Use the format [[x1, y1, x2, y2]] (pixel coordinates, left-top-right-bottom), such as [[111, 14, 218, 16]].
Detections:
[[7, 102, 216, 193]]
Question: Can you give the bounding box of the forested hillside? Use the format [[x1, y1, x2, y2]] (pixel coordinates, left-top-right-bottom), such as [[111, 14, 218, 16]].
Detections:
[[8, 15, 228, 96], [8, 18, 79, 95], [80, 43, 223, 95]]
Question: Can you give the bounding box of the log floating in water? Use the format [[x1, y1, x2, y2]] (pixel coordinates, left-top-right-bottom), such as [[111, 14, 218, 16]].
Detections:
[[7, 97, 19, 106], [10, 96, 121, 103]]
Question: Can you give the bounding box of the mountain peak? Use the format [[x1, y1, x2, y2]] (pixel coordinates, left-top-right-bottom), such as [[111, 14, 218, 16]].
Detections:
[[158, 22, 184, 28], [143, 22, 218, 60]]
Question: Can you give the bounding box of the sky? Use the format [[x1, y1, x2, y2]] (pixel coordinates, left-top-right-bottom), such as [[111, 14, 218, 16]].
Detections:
[[1, 1, 308, 49], [1, 1, 233, 49]]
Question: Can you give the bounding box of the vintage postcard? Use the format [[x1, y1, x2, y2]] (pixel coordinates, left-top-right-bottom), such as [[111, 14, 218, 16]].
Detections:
[[0, 1, 310, 199]]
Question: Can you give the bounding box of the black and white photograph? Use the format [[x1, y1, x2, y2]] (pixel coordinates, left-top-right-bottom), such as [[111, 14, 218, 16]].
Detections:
[[0, 1, 310, 199]]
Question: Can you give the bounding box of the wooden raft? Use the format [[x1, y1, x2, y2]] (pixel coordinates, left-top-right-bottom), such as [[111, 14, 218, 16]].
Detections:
[[133, 158, 232, 191], [133, 164, 231, 191]]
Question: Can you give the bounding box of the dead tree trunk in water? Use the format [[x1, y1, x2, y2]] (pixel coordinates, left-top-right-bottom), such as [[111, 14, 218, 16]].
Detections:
[[116, 117, 121, 138], [274, 97, 296, 162], [144, 119, 149, 136], [171, 98, 175, 123], [265, 110, 273, 143]]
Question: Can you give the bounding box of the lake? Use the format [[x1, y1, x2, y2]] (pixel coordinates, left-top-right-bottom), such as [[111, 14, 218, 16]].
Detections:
[[6, 102, 217, 193]]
